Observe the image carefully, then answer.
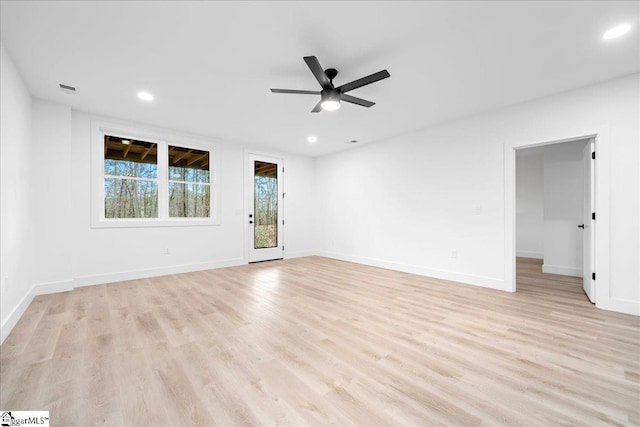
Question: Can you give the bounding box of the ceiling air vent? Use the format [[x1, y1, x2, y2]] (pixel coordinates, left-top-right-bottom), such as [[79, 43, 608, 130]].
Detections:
[[59, 83, 76, 94]]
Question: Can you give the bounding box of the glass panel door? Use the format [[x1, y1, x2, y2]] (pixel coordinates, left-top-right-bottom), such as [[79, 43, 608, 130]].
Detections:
[[254, 161, 278, 248], [248, 154, 283, 262]]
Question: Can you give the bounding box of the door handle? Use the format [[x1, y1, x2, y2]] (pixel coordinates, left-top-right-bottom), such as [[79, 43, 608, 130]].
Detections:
[[578, 224, 585, 229]]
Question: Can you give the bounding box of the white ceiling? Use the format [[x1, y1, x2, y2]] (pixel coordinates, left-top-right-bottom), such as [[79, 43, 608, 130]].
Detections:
[[1, 1, 638, 156]]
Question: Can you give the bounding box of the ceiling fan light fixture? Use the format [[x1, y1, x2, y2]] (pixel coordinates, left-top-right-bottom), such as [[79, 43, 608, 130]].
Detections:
[[321, 99, 341, 111], [321, 90, 341, 111], [270, 56, 389, 113]]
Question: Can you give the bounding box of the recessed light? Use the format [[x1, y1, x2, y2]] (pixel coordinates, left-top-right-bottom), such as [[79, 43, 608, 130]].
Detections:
[[346, 140, 358, 144], [603, 24, 632, 40], [137, 91, 154, 102], [307, 135, 318, 143]]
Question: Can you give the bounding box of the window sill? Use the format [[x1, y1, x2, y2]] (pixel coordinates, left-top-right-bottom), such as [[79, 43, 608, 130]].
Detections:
[[91, 218, 221, 229]]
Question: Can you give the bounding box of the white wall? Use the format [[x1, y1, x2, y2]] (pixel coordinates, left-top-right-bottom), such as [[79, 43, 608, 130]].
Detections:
[[32, 101, 73, 289], [542, 140, 588, 277], [0, 43, 34, 338], [516, 147, 544, 259], [316, 125, 505, 289], [316, 73, 639, 314]]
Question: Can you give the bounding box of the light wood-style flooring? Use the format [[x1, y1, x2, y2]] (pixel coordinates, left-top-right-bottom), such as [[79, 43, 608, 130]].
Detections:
[[1, 257, 639, 426]]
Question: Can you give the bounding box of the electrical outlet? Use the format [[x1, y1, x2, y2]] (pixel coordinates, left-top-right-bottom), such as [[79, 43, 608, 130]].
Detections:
[[451, 249, 458, 259], [164, 248, 170, 255]]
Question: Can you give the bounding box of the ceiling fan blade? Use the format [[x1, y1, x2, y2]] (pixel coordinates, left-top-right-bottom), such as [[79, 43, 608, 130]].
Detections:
[[337, 70, 390, 93], [304, 56, 333, 90], [311, 100, 323, 113], [340, 93, 375, 108], [271, 88, 321, 95]]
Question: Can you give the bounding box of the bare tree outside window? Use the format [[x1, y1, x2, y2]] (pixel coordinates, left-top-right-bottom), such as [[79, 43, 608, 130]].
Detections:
[[254, 161, 278, 248], [168, 146, 210, 217], [104, 136, 158, 218]]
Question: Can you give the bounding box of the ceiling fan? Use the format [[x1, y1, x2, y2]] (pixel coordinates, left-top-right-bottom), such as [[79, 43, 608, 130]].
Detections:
[[270, 56, 390, 112]]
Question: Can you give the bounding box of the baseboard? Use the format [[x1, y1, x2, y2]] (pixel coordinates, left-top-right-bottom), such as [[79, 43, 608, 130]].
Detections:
[[1, 286, 35, 344], [542, 264, 582, 277], [284, 250, 316, 260], [73, 257, 246, 288], [317, 251, 506, 291], [516, 250, 543, 259], [33, 279, 74, 295], [1, 279, 76, 344], [597, 297, 640, 316]]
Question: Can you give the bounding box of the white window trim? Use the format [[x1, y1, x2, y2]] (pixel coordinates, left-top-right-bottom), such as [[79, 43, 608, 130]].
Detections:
[[91, 120, 220, 228]]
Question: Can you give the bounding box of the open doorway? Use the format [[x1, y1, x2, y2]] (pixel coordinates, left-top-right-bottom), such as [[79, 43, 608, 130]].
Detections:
[[515, 138, 595, 302]]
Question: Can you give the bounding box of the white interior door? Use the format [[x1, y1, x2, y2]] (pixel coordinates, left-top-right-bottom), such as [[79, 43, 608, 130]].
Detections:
[[248, 154, 283, 263], [582, 140, 595, 302]]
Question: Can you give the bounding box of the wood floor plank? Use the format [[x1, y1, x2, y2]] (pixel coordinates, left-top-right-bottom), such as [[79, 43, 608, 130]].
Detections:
[[113, 346, 171, 426], [145, 345, 215, 426], [1, 256, 639, 426], [174, 342, 254, 427]]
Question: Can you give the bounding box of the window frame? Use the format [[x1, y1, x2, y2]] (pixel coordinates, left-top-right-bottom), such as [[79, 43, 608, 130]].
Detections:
[[91, 120, 219, 228]]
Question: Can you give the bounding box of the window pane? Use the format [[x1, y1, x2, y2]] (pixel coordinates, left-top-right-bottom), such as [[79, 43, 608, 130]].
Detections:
[[169, 166, 210, 183], [254, 161, 278, 249], [104, 135, 158, 219], [168, 146, 209, 183], [104, 136, 157, 178], [104, 178, 158, 218], [105, 159, 157, 178], [169, 183, 210, 218]]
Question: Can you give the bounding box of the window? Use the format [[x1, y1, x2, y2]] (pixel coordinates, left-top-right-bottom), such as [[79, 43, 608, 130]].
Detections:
[[92, 121, 217, 227], [104, 136, 158, 218], [168, 146, 210, 218]]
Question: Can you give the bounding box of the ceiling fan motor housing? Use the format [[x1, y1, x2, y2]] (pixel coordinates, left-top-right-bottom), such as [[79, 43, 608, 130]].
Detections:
[[325, 68, 338, 82], [321, 88, 341, 102]]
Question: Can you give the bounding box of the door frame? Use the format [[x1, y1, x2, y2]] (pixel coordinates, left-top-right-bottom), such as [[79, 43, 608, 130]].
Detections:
[[504, 125, 618, 312], [245, 150, 284, 263]]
